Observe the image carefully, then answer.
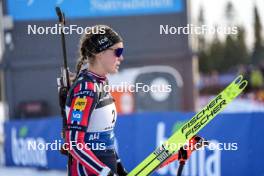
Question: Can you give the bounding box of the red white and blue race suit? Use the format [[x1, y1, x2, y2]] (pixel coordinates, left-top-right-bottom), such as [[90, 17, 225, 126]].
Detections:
[[65, 70, 120, 176]]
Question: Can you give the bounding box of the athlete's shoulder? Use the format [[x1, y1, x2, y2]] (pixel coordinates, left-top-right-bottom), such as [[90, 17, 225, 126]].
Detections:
[[72, 71, 97, 87], [77, 71, 97, 84]]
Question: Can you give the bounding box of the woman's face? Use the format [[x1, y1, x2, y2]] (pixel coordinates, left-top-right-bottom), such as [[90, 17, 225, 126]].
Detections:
[[96, 42, 124, 74]]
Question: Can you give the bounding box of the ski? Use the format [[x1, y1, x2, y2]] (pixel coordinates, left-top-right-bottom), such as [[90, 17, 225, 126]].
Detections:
[[128, 75, 248, 176]]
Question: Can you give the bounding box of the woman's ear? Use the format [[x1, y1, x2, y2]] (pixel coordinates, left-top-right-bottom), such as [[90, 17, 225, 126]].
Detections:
[[94, 52, 104, 61]]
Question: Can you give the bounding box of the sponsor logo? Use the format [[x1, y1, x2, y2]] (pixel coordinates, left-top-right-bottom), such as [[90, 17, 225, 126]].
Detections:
[[74, 98, 87, 111], [88, 133, 100, 140], [11, 127, 47, 167], [74, 90, 94, 97], [181, 95, 226, 139], [72, 111, 83, 122], [98, 36, 109, 45]]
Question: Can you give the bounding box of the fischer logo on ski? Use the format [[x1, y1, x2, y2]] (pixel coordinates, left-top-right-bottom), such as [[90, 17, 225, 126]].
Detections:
[[182, 94, 227, 139]]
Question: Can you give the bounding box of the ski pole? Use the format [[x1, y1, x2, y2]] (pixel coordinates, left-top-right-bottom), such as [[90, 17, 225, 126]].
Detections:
[[176, 136, 209, 176], [177, 160, 185, 176]]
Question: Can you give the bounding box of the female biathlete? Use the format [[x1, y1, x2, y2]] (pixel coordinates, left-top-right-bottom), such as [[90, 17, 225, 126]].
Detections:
[[65, 25, 127, 176]]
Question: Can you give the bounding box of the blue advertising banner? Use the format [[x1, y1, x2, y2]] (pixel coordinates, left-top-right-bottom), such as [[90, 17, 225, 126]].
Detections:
[[4, 118, 67, 169], [4, 112, 264, 176], [7, 0, 183, 20]]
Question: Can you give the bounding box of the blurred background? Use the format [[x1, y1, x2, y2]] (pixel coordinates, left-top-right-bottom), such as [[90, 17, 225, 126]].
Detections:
[[0, 0, 263, 175]]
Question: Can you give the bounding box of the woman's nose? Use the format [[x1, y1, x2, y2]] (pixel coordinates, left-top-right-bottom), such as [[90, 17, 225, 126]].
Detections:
[[119, 55, 124, 61]]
